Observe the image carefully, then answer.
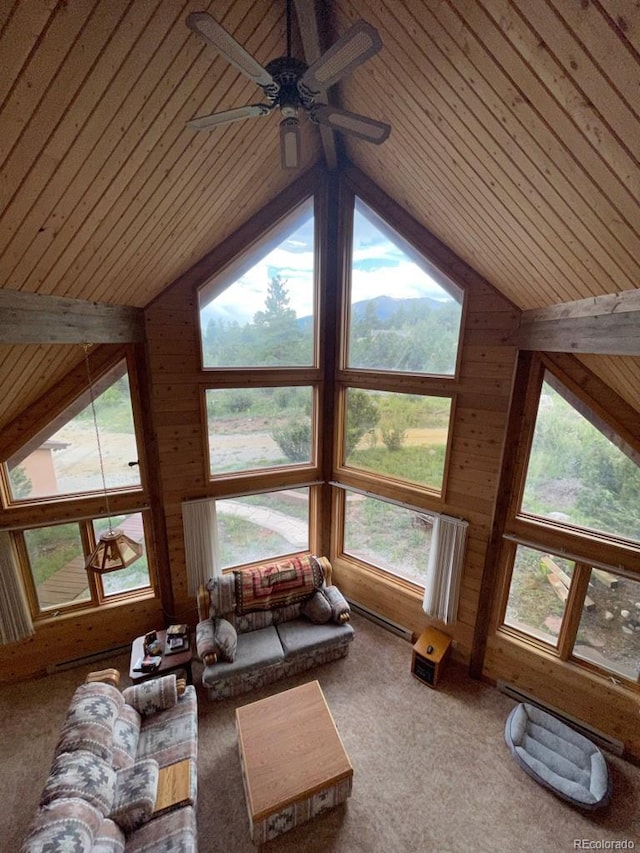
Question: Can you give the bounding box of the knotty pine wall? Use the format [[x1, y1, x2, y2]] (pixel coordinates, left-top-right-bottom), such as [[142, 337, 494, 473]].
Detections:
[[145, 166, 521, 665]]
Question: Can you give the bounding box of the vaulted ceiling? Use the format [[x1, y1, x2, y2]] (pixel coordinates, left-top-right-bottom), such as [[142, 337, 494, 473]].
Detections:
[[1, 0, 639, 430]]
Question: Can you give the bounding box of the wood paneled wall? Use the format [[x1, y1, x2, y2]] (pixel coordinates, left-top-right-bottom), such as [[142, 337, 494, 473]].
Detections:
[[145, 164, 521, 660]]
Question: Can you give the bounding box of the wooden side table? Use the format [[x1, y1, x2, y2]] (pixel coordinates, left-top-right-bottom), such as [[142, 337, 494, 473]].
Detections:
[[411, 626, 452, 688], [129, 629, 193, 685]]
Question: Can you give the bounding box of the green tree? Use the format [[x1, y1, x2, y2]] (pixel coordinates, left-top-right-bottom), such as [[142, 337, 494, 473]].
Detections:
[[253, 275, 305, 365], [272, 420, 311, 462], [9, 465, 32, 498], [345, 390, 380, 456]]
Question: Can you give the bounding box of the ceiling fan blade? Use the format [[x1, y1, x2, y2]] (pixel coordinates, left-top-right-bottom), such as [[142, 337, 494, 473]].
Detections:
[[299, 20, 382, 94], [186, 11, 278, 92], [280, 117, 301, 169], [312, 105, 390, 143], [186, 104, 272, 130]]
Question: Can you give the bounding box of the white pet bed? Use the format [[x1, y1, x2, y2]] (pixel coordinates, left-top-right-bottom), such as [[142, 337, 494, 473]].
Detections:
[[504, 703, 611, 809]]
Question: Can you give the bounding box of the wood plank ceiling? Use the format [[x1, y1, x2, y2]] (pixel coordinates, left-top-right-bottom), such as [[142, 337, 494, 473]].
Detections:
[[1, 0, 639, 429]]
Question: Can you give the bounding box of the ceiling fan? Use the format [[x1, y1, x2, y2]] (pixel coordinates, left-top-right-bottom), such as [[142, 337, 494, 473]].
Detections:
[[185, 2, 391, 169]]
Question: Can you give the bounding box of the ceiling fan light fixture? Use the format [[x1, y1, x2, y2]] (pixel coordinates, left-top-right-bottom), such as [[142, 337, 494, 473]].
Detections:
[[280, 116, 300, 169]]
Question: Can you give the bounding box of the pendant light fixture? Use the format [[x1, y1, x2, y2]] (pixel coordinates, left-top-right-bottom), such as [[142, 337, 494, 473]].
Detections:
[[83, 345, 143, 574]]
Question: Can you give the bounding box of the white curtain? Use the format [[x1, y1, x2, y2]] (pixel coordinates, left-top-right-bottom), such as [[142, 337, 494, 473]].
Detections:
[[422, 514, 469, 625], [0, 531, 34, 644], [182, 499, 221, 596]]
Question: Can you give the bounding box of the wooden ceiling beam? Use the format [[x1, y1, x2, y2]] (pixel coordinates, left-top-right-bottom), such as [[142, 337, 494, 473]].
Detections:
[[293, 0, 338, 171], [510, 289, 640, 355], [0, 290, 144, 344]]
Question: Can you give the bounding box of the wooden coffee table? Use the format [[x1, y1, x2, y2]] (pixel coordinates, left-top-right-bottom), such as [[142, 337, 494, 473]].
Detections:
[[236, 680, 353, 845], [128, 629, 193, 684]]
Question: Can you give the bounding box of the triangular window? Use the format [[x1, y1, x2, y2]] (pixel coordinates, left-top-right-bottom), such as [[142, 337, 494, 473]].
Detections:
[[521, 372, 640, 544], [347, 198, 463, 375], [199, 197, 315, 368]]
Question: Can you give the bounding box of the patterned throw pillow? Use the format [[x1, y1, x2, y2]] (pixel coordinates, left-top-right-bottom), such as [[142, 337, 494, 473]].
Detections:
[[55, 683, 122, 763], [40, 750, 116, 816], [21, 797, 103, 853], [123, 676, 178, 716], [109, 759, 159, 834]]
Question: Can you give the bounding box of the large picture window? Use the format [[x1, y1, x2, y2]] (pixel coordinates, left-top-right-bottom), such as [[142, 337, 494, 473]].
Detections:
[[21, 511, 151, 613], [199, 198, 315, 369], [343, 388, 451, 493], [499, 362, 640, 687], [5, 360, 140, 502], [347, 198, 463, 376], [342, 490, 433, 587], [502, 543, 640, 683], [521, 373, 640, 543], [206, 386, 315, 476], [216, 488, 310, 569]]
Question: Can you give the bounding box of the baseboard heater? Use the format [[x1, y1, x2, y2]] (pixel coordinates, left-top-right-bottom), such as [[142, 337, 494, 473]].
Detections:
[[46, 644, 130, 675], [348, 600, 414, 642], [497, 681, 624, 756]]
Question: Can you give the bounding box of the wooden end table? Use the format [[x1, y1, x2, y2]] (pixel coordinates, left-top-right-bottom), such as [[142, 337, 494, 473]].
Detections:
[[129, 629, 193, 685], [236, 680, 353, 845]]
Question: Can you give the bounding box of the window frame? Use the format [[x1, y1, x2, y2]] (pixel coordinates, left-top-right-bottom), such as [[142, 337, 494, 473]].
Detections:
[[0, 346, 158, 620], [190, 192, 326, 569], [14, 510, 156, 619], [197, 195, 319, 373], [1, 357, 144, 507], [495, 353, 640, 690], [330, 187, 464, 587]]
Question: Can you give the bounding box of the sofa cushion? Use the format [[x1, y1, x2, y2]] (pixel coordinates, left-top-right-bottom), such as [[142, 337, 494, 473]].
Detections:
[[123, 675, 178, 716], [93, 818, 126, 853], [20, 797, 103, 853], [276, 618, 355, 659], [40, 750, 116, 815], [110, 759, 159, 833], [201, 626, 284, 686], [55, 683, 123, 763], [112, 704, 142, 771], [124, 804, 197, 853], [234, 555, 324, 615], [136, 685, 198, 772], [302, 590, 333, 624]]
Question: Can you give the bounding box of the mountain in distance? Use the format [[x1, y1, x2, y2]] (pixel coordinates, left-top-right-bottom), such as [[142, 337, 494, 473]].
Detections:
[[297, 293, 449, 329]]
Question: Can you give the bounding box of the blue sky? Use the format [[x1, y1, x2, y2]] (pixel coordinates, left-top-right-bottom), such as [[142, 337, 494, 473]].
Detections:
[[201, 201, 455, 326]]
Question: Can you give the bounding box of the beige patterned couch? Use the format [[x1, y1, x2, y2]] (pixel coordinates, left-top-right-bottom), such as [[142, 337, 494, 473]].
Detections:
[[20, 674, 197, 853], [196, 555, 354, 700]]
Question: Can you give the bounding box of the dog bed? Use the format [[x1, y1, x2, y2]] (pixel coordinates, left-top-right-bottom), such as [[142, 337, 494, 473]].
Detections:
[[504, 703, 611, 809]]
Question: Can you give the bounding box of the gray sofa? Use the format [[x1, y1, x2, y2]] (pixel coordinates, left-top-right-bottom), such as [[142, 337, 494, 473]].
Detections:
[[20, 674, 197, 852], [196, 555, 354, 700]]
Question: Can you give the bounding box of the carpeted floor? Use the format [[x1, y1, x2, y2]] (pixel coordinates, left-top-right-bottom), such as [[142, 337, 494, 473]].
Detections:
[[2, 613, 639, 852]]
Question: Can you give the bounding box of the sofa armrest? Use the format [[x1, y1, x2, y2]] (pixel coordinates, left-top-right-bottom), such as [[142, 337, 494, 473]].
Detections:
[[195, 619, 218, 666], [85, 668, 121, 688], [196, 617, 238, 665], [323, 585, 351, 623]]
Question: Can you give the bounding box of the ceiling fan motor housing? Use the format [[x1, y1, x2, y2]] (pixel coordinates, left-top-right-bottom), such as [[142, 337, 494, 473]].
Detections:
[[264, 57, 313, 113]]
